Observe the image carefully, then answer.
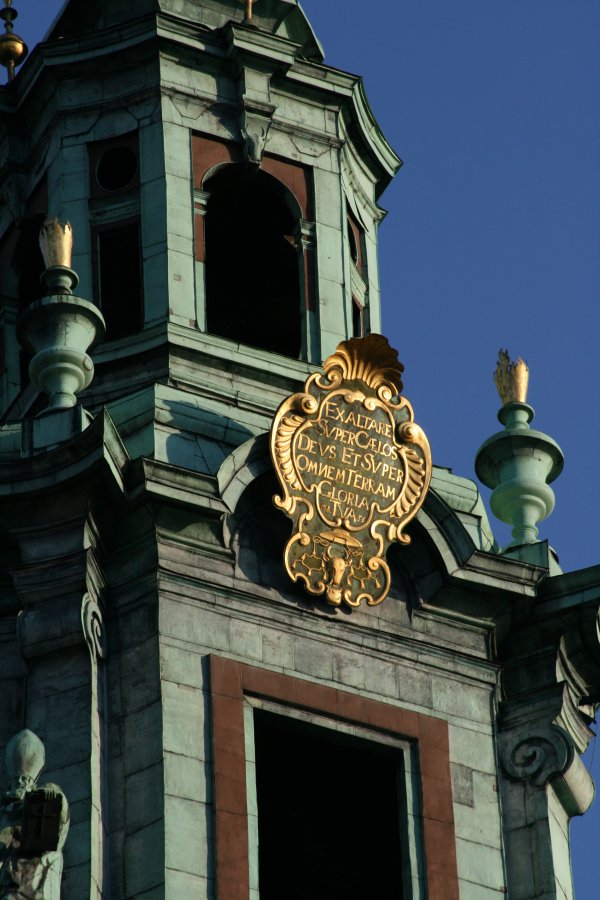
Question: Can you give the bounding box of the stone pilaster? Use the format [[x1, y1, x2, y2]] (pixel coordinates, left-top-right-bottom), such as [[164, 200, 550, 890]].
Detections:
[[0, 412, 128, 897], [497, 571, 600, 900]]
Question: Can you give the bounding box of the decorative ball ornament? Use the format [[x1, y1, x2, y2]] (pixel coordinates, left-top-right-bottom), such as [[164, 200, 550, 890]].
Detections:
[[0, 0, 28, 83]]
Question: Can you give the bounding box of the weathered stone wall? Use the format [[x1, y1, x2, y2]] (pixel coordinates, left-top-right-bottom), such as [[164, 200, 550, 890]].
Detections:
[[134, 470, 507, 898]]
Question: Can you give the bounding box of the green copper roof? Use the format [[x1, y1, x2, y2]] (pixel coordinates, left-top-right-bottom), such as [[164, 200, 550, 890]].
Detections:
[[47, 0, 324, 61]]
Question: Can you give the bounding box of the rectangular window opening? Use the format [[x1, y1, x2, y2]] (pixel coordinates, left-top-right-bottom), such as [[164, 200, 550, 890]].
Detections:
[[352, 298, 364, 339], [94, 220, 143, 340], [252, 707, 406, 900]]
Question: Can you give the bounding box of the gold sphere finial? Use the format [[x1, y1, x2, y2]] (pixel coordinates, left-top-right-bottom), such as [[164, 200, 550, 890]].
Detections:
[[0, 0, 27, 83], [493, 349, 529, 405]]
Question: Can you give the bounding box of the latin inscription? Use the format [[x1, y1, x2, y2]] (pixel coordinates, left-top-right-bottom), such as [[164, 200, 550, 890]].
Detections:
[[293, 394, 404, 526]]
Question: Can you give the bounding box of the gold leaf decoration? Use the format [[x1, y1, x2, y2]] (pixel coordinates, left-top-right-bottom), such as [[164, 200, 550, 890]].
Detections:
[[273, 412, 304, 490], [318, 335, 404, 396], [493, 349, 529, 405], [270, 334, 431, 610], [398, 444, 427, 516]]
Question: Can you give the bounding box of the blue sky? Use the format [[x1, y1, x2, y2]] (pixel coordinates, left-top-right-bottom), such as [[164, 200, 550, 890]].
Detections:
[[300, 9, 599, 891], [10, 0, 600, 895]]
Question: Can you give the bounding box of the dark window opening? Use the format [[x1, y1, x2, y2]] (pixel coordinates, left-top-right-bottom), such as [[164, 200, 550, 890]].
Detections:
[[96, 146, 138, 193], [93, 221, 143, 340], [19, 349, 31, 391], [346, 206, 365, 276], [13, 212, 47, 308], [352, 298, 364, 338], [89, 132, 139, 199], [254, 710, 405, 900], [88, 133, 142, 339], [347, 220, 359, 265], [204, 165, 302, 358], [13, 212, 47, 391]]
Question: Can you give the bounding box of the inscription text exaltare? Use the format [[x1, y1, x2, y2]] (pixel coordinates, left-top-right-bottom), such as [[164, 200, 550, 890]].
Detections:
[[293, 392, 404, 529]]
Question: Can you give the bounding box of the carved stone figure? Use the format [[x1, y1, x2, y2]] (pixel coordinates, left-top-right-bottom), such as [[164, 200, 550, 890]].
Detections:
[[0, 730, 69, 900], [241, 115, 271, 166]]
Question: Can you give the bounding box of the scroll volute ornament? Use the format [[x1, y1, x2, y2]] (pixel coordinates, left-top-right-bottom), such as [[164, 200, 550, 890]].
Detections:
[[270, 335, 432, 609]]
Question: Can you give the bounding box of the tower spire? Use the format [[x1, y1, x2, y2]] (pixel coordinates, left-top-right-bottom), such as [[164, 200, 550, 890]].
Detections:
[[0, 0, 27, 83]]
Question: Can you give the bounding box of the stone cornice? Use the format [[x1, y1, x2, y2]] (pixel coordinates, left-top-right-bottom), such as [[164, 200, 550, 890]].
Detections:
[[218, 432, 547, 628], [1, 8, 399, 206], [498, 566, 600, 716], [537, 563, 600, 613], [1, 15, 159, 113], [0, 409, 128, 499], [418, 492, 546, 598], [139, 457, 225, 515]]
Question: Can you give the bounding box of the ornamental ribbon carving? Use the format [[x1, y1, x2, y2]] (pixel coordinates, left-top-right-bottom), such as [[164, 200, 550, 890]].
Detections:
[[81, 592, 105, 662], [270, 335, 432, 609], [499, 724, 573, 787]]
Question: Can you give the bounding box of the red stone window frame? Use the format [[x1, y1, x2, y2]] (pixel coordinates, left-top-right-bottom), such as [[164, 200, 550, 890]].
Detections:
[[191, 134, 316, 312], [192, 134, 313, 220], [210, 655, 459, 900]]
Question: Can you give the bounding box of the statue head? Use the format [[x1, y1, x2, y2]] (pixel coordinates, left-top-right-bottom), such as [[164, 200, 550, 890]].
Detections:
[[4, 729, 45, 800]]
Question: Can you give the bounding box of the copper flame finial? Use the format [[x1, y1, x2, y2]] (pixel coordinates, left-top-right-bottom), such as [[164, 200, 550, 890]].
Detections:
[[493, 349, 529, 406]]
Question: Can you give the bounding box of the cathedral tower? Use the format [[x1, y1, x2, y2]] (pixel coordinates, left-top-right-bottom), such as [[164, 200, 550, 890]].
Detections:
[[0, 2, 598, 899]]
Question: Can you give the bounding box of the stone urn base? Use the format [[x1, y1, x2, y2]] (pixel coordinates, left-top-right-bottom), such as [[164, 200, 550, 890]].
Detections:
[[17, 295, 105, 412]]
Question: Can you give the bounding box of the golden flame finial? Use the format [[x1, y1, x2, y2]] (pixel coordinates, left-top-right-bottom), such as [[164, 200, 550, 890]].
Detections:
[[0, 0, 28, 83], [39, 217, 73, 270], [493, 349, 529, 405]]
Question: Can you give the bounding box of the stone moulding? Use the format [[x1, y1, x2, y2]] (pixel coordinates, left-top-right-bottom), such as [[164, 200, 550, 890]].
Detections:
[[0, 412, 127, 899], [218, 430, 550, 617], [18, 593, 92, 660], [0, 411, 127, 661], [0, 410, 129, 499], [496, 561, 600, 899]]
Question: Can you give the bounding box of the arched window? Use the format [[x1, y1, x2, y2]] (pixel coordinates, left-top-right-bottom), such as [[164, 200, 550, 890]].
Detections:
[[204, 165, 302, 358]]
